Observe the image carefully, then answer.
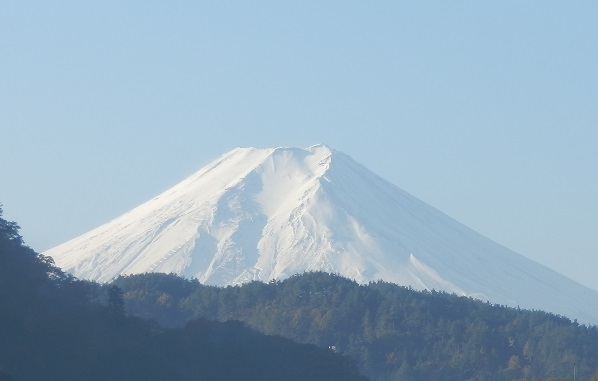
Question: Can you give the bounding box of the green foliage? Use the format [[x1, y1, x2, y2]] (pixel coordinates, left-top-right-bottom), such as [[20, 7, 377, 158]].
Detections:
[[115, 271, 598, 381], [0, 207, 367, 381]]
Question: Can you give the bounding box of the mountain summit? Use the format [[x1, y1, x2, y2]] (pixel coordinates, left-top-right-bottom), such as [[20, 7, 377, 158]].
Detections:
[[45, 145, 598, 324]]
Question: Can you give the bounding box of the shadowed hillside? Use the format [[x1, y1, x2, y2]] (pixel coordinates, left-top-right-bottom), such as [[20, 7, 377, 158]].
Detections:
[[115, 271, 598, 381], [0, 206, 367, 381]]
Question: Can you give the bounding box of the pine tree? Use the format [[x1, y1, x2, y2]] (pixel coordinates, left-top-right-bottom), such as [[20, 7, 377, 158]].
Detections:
[[107, 284, 125, 316]]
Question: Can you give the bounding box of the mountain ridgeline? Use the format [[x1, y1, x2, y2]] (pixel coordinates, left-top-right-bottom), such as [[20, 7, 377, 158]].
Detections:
[[0, 207, 367, 381], [45, 145, 598, 325], [115, 271, 598, 381]]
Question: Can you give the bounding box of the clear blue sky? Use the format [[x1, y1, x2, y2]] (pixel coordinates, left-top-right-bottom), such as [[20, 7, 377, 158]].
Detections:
[[2, 2, 597, 291]]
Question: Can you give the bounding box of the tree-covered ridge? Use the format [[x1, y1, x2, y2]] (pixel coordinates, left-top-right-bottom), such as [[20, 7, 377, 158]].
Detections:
[[0, 207, 367, 381], [115, 271, 598, 381]]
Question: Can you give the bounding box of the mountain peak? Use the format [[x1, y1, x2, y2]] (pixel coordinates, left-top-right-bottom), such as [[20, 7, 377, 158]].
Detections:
[[306, 143, 333, 152], [45, 145, 598, 324]]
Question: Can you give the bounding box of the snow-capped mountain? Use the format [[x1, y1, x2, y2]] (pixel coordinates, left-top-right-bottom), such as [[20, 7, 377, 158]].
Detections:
[[45, 144, 598, 325]]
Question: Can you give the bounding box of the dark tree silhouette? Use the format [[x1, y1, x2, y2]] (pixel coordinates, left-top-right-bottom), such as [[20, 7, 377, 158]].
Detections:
[[0, 206, 368, 381], [108, 284, 125, 316]]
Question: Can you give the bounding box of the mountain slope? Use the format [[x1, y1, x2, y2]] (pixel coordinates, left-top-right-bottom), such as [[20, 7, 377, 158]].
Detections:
[[45, 144, 598, 324], [0, 207, 368, 381], [113, 271, 598, 381]]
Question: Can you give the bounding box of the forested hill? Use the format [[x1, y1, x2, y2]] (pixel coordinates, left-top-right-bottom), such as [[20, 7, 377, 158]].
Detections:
[[0, 207, 367, 381], [115, 271, 598, 381]]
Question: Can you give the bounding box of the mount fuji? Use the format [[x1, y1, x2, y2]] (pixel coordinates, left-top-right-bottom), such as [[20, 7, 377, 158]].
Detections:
[[45, 144, 598, 325]]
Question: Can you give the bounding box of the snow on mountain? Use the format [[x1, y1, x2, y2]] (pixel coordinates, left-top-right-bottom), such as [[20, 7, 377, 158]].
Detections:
[[45, 144, 598, 325]]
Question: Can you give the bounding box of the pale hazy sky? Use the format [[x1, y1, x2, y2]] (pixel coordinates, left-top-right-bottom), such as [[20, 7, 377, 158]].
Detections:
[[2, 2, 597, 291]]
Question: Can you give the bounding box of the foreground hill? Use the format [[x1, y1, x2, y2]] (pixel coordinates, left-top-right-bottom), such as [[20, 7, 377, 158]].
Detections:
[[46, 145, 598, 325], [115, 271, 598, 381], [0, 207, 366, 381]]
